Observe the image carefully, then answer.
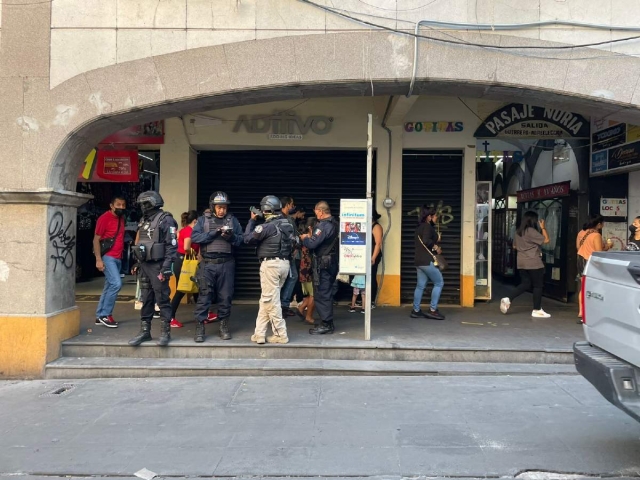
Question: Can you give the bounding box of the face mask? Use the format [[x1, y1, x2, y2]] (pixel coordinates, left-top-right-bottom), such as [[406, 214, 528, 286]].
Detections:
[[114, 208, 126, 217], [630, 225, 637, 234]]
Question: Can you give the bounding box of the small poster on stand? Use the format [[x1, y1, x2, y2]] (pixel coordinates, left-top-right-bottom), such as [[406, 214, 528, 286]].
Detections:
[[339, 199, 368, 275]]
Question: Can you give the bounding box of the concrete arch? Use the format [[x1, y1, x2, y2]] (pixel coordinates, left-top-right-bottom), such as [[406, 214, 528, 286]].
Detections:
[[42, 31, 640, 192]]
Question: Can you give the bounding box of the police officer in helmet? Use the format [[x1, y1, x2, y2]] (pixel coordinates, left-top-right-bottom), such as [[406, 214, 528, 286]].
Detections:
[[191, 191, 243, 342], [129, 191, 178, 347], [300, 201, 339, 335], [244, 195, 295, 344]]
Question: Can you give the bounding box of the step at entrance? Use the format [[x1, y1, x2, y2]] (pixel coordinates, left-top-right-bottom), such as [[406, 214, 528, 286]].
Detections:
[[45, 357, 578, 379]]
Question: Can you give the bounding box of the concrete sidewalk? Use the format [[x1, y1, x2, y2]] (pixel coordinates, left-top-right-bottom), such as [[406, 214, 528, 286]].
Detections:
[[75, 297, 583, 352], [1, 376, 639, 477]]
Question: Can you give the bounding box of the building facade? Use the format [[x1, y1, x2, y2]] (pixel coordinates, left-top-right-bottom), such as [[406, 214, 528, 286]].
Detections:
[[3, 0, 640, 377]]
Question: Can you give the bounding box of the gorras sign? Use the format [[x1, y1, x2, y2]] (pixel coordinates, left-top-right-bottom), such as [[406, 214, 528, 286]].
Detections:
[[233, 111, 333, 136], [474, 104, 589, 138]]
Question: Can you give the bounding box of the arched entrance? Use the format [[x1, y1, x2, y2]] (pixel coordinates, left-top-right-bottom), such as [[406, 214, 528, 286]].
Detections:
[[4, 30, 640, 377]]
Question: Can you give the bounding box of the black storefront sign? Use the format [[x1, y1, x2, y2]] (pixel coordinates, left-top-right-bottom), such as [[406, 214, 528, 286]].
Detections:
[[474, 103, 590, 138], [592, 123, 627, 153], [608, 140, 640, 170]]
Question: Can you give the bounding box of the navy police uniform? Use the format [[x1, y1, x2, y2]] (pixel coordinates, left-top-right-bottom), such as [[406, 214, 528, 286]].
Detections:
[[129, 204, 178, 347], [302, 216, 339, 334], [191, 212, 243, 340]]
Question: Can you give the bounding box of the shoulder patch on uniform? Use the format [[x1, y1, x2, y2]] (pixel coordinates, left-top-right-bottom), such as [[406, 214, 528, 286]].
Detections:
[[314, 228, 322, 236], [255, 225, 263, 233]]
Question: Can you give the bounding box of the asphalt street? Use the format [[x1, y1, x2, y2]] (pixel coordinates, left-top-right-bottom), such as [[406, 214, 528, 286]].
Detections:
[[1, 375, 639, 478]]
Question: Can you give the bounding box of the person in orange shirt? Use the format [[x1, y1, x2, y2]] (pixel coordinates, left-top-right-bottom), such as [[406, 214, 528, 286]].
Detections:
[[577, 214, 611, 320]]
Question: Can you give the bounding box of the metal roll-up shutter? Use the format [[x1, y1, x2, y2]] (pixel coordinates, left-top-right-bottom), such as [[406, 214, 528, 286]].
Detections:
[[197, 150, 373, 300], [401, 150, 463, 304]]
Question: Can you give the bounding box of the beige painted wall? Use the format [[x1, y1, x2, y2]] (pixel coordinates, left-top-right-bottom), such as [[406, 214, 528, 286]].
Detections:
[[159, 95, 478, 289]]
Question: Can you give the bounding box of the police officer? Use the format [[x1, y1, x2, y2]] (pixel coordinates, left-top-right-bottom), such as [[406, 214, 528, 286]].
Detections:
[[128, 191, 178, 347], [244, 195, 295, 344], [300, 201, 339, 335], [191, 191, 243, 342]]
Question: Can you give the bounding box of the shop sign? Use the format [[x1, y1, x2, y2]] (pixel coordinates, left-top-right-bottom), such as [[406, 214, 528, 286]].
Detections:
[[233, 112, 333, 136], [404, 121, 464, 133], [339, 199, 368, 275], [100, 121, 164, 145], [591, 151, 608, 173], [608, 140, 640, 171], [592, 123, 626, 153], [78, 149, 140, 183], [516, 181, 570, 203], [600, 198, 627, 217], [474, 104, 589, 138]]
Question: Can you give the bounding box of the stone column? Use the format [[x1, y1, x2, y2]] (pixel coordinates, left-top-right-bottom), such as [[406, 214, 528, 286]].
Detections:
[[0, 191, 91, 378], [460, 146, 477, 307], [160, 118, 198, 216]]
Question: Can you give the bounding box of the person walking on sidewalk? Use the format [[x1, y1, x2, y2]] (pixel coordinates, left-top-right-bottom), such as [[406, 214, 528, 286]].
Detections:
[[169, 210, 199, 328], [244, 195, 295, 344], [576, 214, 611, 319], [93, 195, 127, 328], [500, 211, 551, 318], [411, 206, 445, 320], [128, 191, 178, 346], [191, 191, 243, 342]]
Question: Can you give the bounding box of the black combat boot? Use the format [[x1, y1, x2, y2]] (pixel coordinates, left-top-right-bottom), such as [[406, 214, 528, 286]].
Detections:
[[157, 319, 171, 346], [309, 321, 335, 335], [219, 318, 232, 340], [128, 320, 152, 346], [194, 322, 205, 343]]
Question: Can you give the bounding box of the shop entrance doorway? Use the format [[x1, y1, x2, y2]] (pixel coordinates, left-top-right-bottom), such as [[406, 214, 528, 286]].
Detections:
[[197, 150, 375, 300], [400, 150, 463, 304]]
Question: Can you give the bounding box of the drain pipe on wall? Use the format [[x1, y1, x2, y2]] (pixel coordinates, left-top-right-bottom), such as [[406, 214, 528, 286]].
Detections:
[[407, 21, 425, 98], [376, 96, 395, 305]]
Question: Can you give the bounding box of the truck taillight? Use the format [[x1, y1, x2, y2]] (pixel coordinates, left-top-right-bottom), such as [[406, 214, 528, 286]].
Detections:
[[580, 275, 587, 324]]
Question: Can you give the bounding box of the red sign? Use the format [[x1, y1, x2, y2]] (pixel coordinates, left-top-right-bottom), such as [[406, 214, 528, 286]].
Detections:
[[78, 149, 139, 183], [517, 181, 571, 203], [99, 121, 164, 145]]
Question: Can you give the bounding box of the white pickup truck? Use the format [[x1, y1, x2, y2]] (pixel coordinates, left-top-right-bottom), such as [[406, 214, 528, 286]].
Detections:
[[574, 251, 640, 422]]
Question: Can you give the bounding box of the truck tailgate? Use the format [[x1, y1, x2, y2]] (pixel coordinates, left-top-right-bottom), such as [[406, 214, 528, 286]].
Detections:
[[584, 252, 640, 368]]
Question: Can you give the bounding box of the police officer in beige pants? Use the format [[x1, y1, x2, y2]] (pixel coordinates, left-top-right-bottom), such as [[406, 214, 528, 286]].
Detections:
[[244, 195, 295, 344]]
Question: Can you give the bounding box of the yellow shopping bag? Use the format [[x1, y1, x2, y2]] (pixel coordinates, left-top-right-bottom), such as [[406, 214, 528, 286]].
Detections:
[[177, 251, 199, 293]]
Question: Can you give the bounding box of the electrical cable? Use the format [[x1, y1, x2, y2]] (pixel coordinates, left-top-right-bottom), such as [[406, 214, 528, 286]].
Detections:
[[300, 0, 640, 50]]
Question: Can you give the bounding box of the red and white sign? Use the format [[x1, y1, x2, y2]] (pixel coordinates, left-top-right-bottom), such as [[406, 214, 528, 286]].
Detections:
[[78, 149, 139, 183], [517, 181, 571, 203]]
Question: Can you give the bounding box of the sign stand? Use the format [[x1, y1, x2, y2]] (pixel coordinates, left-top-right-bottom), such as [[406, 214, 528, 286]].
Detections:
[[365, 114, 373, 341], [337, 115, 373, 340]]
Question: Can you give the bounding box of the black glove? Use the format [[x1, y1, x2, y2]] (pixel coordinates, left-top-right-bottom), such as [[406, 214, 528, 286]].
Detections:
[[161, 267, 173, 278]]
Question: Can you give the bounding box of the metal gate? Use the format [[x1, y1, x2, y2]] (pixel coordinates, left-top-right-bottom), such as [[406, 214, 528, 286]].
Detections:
[[197, 150, 371, 300], [401, 150, 463, 304]]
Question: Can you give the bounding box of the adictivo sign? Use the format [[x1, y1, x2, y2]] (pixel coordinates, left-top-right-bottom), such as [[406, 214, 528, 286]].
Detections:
[[233, 111, 333, 136]]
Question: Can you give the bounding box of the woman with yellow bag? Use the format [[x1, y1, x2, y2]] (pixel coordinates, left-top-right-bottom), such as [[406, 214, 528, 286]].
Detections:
[[170, 211, 199, 328]]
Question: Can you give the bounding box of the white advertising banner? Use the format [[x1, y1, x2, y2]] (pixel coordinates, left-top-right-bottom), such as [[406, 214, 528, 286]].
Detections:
[[600, 198, 627, 217], [339, 199, 368, 275]]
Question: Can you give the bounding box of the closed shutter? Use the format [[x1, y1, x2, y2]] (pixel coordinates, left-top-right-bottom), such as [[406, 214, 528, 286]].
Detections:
[[401, 150, 463, 304], [197, 150, 372, 300]]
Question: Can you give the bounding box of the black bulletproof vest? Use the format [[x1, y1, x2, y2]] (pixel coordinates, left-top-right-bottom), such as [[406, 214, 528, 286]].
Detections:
[[138, 211, 169, 261], [257, 218, 294, 258], [203, 214, 233, 254]]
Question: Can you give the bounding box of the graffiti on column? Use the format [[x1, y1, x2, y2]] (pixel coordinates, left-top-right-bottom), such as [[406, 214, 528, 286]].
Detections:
[[48, 211, 76, 272], [407, 200, 455, 229]]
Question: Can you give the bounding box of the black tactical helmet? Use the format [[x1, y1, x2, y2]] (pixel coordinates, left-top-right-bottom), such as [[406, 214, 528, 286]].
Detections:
[[209, 191, 230, 208], [137, 191, 164, 214], [260, 195, 282, 213]]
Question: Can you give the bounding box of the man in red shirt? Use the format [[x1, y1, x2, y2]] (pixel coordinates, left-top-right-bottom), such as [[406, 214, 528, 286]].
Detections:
[[93, 196, 127, 328]]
